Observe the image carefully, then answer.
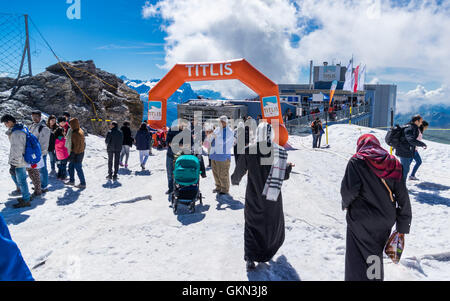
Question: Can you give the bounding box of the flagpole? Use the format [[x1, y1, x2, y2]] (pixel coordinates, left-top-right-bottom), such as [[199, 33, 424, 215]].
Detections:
[[349, 54, 353, 125]]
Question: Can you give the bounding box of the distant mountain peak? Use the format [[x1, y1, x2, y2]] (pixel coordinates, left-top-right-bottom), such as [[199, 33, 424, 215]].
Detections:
[[123, 76, 226, 125]]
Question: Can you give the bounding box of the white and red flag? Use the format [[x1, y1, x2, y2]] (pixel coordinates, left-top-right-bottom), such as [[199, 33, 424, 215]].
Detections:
[[353, 65, 360, 93], [343, 59, 353, 92], [358, 64, 366, 91]]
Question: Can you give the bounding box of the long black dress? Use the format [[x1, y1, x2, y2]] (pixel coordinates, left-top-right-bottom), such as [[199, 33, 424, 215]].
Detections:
[[341, 157, 412, 281], [231, 143, 291, 263]]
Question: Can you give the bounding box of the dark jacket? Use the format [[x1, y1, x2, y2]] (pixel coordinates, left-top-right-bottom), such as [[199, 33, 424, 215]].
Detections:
[[395, 123, 426, 158], [341, 157, 412, 281], [231, 143, 292, 262], [105, 127, 124, 153], [341, 157, 412, 234], [166, 129, 182, 158], [48, 125, 58, 152], [135, 128, 151, 151], [311, 120, 322, 135], [121, 126, 134, 147]]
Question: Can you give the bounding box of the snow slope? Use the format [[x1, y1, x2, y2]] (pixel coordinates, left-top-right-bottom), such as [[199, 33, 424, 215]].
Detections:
[[0, 124, 449, 281]]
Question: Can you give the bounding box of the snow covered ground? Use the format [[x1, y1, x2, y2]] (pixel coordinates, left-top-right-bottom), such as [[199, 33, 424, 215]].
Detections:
[[0, 124, 449, 281]]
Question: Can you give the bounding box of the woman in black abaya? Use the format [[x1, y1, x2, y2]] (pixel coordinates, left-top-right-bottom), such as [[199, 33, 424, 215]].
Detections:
[[341, 134, 412, 281], [231, 122, 292, 270]]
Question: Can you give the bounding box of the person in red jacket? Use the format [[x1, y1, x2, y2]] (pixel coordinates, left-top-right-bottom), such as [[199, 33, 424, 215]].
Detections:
[[54, 127, 70, 180]]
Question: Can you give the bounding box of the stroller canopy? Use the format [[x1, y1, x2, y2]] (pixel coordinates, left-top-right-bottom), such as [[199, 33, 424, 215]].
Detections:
[[174, 155, 201, 186]]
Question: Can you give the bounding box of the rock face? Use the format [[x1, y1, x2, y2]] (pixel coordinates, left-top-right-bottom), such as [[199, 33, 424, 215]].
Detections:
[[0, 60, 143, 135]]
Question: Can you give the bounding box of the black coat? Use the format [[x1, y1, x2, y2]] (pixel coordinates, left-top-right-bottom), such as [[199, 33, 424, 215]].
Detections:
[[135, 129, 151, 151], [234, 126, 250, 164], [311, 121, 322, 135], [105, 127, 124, 153], [341, 157, 412, 281], [166, 129, 193, 158], [231, 143, 291, 262], [166, 129, 180, 158], [121, 126, 134, 147], [395, 123, 426, 158], [48, 125, 58, 152], [48, 131, 56, 152]]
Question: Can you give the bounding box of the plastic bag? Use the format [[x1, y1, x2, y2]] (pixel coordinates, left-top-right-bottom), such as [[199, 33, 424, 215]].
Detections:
[[384, 231, 405, 264]]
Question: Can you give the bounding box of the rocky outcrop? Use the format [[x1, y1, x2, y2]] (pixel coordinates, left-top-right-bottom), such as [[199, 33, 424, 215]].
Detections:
[[0, 60, 143, 135]]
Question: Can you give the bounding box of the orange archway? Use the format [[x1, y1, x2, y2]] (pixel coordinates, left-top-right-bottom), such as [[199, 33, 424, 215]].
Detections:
[[147, 58, 288, 146]]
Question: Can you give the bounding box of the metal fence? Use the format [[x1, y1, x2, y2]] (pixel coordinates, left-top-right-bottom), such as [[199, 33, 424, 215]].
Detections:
[[0, 13, 32, 79], [285, 105, 371, 134]]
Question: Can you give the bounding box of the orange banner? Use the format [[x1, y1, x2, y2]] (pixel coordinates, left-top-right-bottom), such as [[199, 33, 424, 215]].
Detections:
[[147, 59, 288, 145]]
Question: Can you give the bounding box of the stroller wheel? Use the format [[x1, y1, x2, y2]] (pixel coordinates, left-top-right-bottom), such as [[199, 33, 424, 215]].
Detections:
[[198, 193, 203, 205], [189, 202, 195, 213], [173, 199, 178, 214]]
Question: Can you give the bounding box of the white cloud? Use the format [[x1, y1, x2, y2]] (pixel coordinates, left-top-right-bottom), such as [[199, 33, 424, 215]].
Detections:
[[397, 85, 450, 114], [294, 0, 450, 82], [142, 0, 450, 99], [191, 80, 257, 99], [142, 0, 301, 97], [368, 77, 380, 84]]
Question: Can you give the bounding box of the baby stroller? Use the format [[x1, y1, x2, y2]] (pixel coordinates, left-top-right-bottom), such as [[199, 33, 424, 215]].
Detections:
[[171, 154, 203, 214]]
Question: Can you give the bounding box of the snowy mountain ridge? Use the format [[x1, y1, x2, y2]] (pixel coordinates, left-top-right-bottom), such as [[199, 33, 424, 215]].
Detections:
[[121, 75, 226, 124]]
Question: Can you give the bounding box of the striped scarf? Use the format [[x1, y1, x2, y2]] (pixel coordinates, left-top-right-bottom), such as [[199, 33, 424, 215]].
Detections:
[[262, 143, 288, 201]]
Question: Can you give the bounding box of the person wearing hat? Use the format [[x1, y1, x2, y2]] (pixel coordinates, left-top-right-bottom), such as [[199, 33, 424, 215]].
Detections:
[[209, 115, 235, 195]]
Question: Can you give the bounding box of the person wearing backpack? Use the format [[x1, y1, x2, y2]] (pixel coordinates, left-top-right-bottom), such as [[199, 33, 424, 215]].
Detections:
[[1, 114, 32, 208], [341, 134, 412, 281], [105, 121, 123, 180], [394, 115, 427, 181], [30, 111, 51, 192], [66, 118, 86, 189], [409, 120, 429, 181]]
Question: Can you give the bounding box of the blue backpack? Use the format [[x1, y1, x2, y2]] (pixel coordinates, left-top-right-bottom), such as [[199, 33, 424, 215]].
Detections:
[[13, 126, 42, 164]]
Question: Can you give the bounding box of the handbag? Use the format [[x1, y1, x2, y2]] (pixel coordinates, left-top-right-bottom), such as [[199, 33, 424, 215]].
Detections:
[[381, 178, 405, 264], [384, 231, 404, 264]]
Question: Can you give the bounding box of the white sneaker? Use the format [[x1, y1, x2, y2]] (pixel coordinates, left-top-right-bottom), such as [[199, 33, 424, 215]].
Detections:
[[409, 176, 419, 181]]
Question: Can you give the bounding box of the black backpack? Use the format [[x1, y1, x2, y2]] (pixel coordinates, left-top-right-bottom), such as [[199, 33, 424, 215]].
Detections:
[[385, 124, 407, 148]]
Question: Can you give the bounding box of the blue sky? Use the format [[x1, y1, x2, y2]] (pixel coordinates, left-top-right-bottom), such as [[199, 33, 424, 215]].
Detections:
[[0, 0, 167, 79], [1, 0, 449, 112]]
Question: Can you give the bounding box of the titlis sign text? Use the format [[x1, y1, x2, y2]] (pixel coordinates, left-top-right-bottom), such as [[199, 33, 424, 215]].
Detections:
[[185, 63, 233, 77]]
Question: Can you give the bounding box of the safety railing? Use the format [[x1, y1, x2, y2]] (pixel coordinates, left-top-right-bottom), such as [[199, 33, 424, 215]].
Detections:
[[285, 105, 371, 134]]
